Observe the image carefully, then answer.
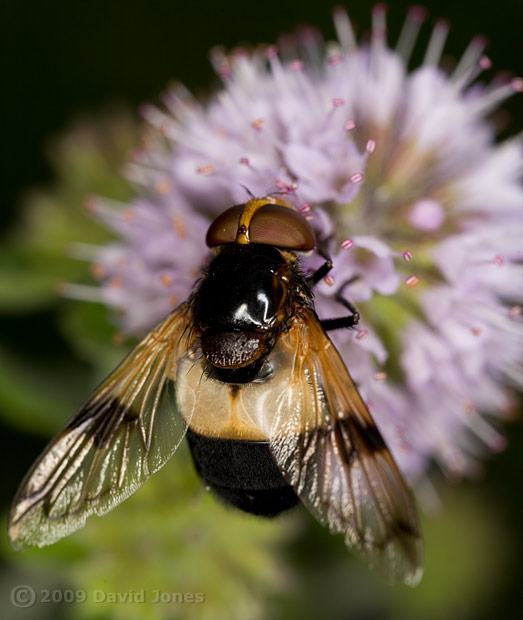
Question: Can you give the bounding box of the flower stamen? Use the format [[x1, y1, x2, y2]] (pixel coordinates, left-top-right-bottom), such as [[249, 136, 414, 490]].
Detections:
[[395, 5, 426, 64], [356, 329, 368, 341], [196, 165, 214, 175], [423, 20, 449, 67], [405, 275, 419, 288]]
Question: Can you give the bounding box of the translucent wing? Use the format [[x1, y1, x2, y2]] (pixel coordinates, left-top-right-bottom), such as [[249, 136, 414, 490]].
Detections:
[[269, 308, 423, 585], [9, 303, 195, 549]]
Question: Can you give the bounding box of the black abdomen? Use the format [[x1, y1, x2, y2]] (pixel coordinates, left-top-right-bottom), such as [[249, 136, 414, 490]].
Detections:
[[186, 428, 299, 517]]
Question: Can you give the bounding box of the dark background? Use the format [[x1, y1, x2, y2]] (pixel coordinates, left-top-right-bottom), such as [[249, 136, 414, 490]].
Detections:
[[1, 1, 522, 618]]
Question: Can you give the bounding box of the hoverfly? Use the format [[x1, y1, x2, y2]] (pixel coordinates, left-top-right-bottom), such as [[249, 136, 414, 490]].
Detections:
[[8, 196, 422, 585]]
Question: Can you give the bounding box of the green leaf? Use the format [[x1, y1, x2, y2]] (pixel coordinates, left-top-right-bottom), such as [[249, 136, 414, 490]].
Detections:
[[0, 339, 93, 436], [58, 300, 133, 376]]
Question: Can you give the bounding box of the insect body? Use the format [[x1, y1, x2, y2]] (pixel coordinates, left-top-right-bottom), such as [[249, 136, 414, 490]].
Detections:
[[8, 196, 423, 585]]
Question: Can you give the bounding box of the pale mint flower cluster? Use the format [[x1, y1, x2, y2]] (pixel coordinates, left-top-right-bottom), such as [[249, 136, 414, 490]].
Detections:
[[68, 7, 523, 483]]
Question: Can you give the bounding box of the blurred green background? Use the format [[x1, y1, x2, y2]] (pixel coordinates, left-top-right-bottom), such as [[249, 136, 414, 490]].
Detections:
[[1, 1, 522, 618]]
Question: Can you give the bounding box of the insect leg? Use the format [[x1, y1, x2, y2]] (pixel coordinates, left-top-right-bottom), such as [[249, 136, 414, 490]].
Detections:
[[307, 259, 333, 286], [320, 277, 361, 331]]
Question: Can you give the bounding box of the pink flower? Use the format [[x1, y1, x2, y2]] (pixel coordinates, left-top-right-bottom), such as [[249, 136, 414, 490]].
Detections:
[[69, 7, 523, 483]]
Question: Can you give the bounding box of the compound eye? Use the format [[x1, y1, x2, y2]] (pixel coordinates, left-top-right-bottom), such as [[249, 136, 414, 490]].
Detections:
[[206, 201, 316, 250], [206, 205, 243, 247], [250, 204, 316, 250]]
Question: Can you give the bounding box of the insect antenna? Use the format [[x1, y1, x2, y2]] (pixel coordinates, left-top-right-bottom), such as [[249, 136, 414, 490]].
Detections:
[[239, 184, 255, 199]]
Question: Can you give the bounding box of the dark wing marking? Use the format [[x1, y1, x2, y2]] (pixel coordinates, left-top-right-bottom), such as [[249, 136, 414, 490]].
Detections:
[[8, 303, 195, 549], [269, 308, 423, 585]]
